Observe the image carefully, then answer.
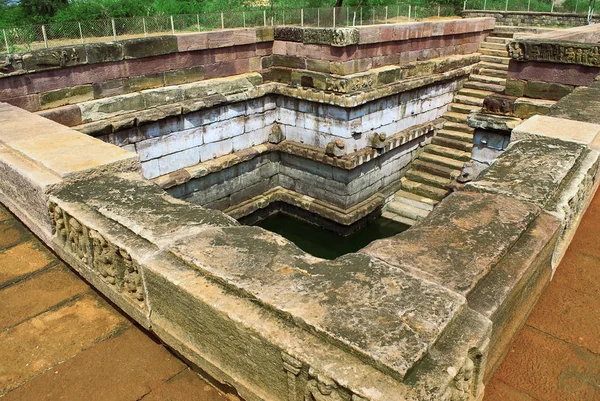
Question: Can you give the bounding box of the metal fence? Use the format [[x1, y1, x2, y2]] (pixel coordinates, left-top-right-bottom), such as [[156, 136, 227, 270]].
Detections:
[[1, 5, 459, 54], [463, 0, 599, 14]]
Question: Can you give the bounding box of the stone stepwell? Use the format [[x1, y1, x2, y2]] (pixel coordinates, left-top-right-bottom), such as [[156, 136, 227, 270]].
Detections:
[[384, 31, 512, 225]]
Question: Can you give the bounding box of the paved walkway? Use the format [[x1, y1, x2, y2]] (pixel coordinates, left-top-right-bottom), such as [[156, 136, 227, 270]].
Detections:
[[1, 188, 599, 401], [0, 203, 233, 401], [483, 189, 600, 401]]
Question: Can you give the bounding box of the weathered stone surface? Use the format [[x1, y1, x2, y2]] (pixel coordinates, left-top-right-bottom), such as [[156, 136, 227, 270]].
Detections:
[[505, 78, 525, 97], [547, 86, 600, 124], [21, 46, 86, 72], [85, 42, 123, 64], [523, 80, 573, 101], [513, 97, 555, 119], [273, 27, 304, 43], [169, 226, 466, 379], [36, 104, 83, 127], [482, 94, 517, 116], [39, 85, 94, 110], [122, 36, 178, 59], [467, 112, 522, 131], [465, 138, 586, 208], [511, 114, 600, 145], [362, 191, 541, 295], [79, 93, 145, 122]]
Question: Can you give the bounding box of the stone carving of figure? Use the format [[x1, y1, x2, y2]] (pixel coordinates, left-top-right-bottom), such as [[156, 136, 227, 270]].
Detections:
[[48, 202, 67, 244], [507, 42, 524, 60], [120, 249, 144, 301], [68, 217, 89, 264], [90, 230, 117, 286], [450, 358, 474, 401], [305, 375, 349, 401]]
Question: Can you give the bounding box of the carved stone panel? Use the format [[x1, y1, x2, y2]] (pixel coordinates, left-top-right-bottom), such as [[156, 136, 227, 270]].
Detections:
[[508, 39, 600, 68], [47, 200, 145, 303]]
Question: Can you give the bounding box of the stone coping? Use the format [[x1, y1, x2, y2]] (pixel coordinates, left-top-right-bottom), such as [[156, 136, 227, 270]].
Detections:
[[152, 119, 440, 190], [1, 100, 599, 401], [507, 24, 600, 68]]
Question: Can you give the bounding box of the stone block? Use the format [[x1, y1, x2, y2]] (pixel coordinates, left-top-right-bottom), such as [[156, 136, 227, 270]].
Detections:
[[141, 87, 185, 108], [200, 139, 233, 161], [4, 95, 41, 112], [122, 36, 178, 59], [306, 59, 331, 73], [39, 85, 94, 110], [467, 112, 522, 132], [514, 97, 556, 119], [207, 30, 235, 48], [79, 93, 145, 123], [176, 33, 209, 52], [547, 86, 600, 124], [92, 79, 127, 99], [203, 117, 245, 144], [330, 60, 357, 76], [137, 128, 203, 161], [85, 42, 123, 64], [511, 115, 600, 146], [256, 27, 274, 42], [271, 54, 306, 69], [524, 80, 573, 101], [273, 26, 303, 42], [158, 147, 200, 176], [36, 104, 82, 127], [482, 94, 517, 116], [127, 73, 165, 92], [505, 78, 525, 97], [21, 46, 87, 72]]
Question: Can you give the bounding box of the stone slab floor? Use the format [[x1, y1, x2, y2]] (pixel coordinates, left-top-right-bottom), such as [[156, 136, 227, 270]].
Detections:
[[0, 203, 235, 401], [1, 187, 600, 401], [483, 188, 600, 401]]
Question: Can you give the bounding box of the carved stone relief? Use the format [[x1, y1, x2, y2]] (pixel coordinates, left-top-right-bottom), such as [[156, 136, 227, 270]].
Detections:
[[47, 201, 145, 302], [508, 40, 600, 68]]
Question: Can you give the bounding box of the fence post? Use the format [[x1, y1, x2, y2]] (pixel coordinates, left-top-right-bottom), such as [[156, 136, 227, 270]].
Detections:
[[463, 0, 467, 10], [333, 8, 336, 27], [301, 8, 304, 26], [243, 12, 246, 28], [484, 0, 487, 10], [170, 15, 175, 34], [221, 12, 224, 29], [41, 25, 48, 48], [263, 10, 267, 27], [372, 7, 375, 24], [408, 4, 412, 21], [78, 22, 84, 43], [111, 19, 117, 41], [360, 7, 363, 25], [318, 8, 320, 27], [505, 0, 509, 11], [551, 0, 555, 11], [353, 11, 356, 26], [385, 6, 389, 23], [3, 29, 9, 53], [142, 18, 147, 37], [575, 0, 578, 12]]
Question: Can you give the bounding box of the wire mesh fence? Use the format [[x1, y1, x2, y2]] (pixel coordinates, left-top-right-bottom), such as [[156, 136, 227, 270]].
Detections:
[[464, 0, 600, 13], [1, 4, 460, 54]]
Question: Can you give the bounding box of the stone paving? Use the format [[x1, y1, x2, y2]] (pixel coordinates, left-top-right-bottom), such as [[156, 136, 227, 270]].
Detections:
[[1, 184, 600, 401], [0, 203, 233, 401], [483, 188, 600, 401]]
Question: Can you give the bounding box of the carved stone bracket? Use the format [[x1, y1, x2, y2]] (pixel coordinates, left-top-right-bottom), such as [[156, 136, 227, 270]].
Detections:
[[47, 201, 145, 302]]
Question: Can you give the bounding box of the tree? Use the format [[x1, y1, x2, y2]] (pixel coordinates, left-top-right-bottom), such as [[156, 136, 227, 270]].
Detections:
[[20, 0, 69, 22]]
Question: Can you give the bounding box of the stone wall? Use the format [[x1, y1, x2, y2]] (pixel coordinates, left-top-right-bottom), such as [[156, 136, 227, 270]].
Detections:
[[462, 10, 600, 26]]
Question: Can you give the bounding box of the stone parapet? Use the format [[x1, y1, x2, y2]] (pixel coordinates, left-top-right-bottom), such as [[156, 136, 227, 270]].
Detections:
[[462, 10, 600, 27], [2, 101, 598, 401]]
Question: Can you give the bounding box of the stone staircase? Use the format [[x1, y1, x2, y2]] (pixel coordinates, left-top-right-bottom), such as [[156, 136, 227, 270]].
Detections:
[[384, 34, 511, 225]]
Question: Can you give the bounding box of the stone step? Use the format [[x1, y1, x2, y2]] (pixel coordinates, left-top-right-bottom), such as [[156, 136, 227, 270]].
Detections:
[[486, 37, 511, 44], [480, 48, 509, 58], [406, 169, 452, 190], [480, 55, 511, 65], [386, 199, 431, 221], [479, 68, 508, 78], [454, 94, 484, 107], [443, 111, 468, 123], [400, 177, 450, 201], [449, 102, 480, 114], [470, 74, 507, 86], [437, 129, 473, 143], [432, 135, 473, 152], [457, 87, 495, 99], [463, 81, 505, 93], [381, 211, 417, 227], [393, 189, 437, 211], [412, 159, 461, 180], [480, 42, 507, 51], [443, 121, 474, 133], [478, 61, 509, 71], [424, 144, 471, 163], [424, 144, 471, 162], [419, 152, 466, 170]]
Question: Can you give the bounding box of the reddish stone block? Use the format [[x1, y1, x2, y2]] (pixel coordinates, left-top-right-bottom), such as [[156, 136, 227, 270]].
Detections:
[[207, 30, 236, 49], [232, 58, 250, 75], [409, 38, 428, 52], [4, 94, 40, 112], [0, 76, 27, 100], [36, 104, 82, 127], [272, 40, 286, 55], [187, 50, 216, 66], [233, 28, 257, 46], [125, 53, 190, 77], [358, 26, 381, 44], [177, 33, 209, 52], [248, 56, 262, 72], [357, 57, 373, 72], [356, 43, 378, 59], [508, 61, 600, 87], [431, 21, 445, 36], [443, 20, 460, 35], [204, 61, 237, 79], [255, 41, 272, 56]]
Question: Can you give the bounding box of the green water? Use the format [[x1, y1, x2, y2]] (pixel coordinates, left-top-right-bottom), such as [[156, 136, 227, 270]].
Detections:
[[255, 212, 409, 260]]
